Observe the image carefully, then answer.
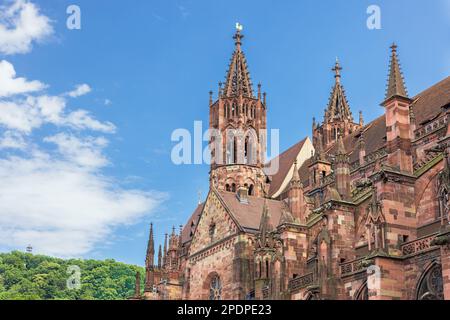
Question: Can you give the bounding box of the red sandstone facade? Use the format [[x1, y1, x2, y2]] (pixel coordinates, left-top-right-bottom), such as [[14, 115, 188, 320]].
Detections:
[[136, 29, 450, 300]]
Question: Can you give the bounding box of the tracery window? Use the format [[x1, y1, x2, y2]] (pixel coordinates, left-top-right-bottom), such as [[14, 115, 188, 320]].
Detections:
[[209, 275, 222, 300], [417, 264, 444, 300]]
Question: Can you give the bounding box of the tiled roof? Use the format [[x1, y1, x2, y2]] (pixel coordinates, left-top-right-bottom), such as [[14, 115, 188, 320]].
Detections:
[[411, 76, 450, 125], [181, 202, 204, 244], [266, 138, 308, 197], [217, 191, 285, 232]]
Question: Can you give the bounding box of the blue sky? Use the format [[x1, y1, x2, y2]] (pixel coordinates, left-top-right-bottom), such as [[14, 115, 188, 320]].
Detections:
[[0, 0, 449, 266]]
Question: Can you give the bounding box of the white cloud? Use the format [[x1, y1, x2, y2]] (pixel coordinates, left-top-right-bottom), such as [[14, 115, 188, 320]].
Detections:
[[0, 0, 53, 55], [0, 60, 46, 97], [104, 99, 112, 106], [0, 150, 166, 257], [0, 94, 116, 134], [0, 130, 26, 149], [67, 84, 92, 98], [0, 61, 166, 257], [44, 133, 109, 169], [0, 99, 42, 133], [64, 109, 116, 133]]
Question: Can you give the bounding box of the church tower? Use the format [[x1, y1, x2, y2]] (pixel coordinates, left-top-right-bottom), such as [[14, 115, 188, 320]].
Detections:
[[382, 43, 413, 173], [209, 26, 268, 197], [313, 59, 362, 150]]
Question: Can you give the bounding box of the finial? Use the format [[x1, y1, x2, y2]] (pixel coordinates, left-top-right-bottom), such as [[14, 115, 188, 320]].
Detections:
[[258, 83, 261, 100], [209, 90, 213, 106], [359, 111, 364, 126], [263, 92, 266, 105], [390, 42, 397, 52], [291, 159, 301, 185], [332, 58, 342, 83], [218, 82, 222, 97], [233, 23, 244, 49]]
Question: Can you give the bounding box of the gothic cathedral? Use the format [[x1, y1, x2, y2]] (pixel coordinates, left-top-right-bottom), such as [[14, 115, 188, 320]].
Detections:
[[134, 28, 450, 300]]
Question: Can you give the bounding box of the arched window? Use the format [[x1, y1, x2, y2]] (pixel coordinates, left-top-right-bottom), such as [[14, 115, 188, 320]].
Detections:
[[244, 130, 257, 165], [265, 260, 270, 278], [209, 222, 216, 243], [231, 183, 236, 193], [417, 263, 444, 300], [225, 184, 231, 192], [233, 137, 238, 164], [248, 184, 254, 196], [209, 275, 222, 300], [226, 131, 235, 164]]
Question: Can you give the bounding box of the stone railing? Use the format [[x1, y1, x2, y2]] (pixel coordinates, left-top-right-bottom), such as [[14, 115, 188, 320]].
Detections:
[[414, 114, 448, 140], [340, 257, 367, 277], [350, 147, 387, 172], [401, 234, 438, 256], [288, 273, 314, 292]]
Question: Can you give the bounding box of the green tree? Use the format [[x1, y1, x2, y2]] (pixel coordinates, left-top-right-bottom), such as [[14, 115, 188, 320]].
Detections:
[[0, 251, 144, 300]]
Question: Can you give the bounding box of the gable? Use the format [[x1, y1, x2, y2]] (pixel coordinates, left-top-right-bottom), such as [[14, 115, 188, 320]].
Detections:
[[189, 190, 240, 255]]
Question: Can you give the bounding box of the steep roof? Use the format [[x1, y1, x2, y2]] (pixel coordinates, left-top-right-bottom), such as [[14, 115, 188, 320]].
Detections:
[[411, 76, 450, 125], [266, 138, 308, 197], [181, 202, 204, 244], [217, 191, 285, 232]]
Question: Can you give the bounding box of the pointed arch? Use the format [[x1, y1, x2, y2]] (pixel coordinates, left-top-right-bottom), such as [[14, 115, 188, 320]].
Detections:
[[354, 281, 369, 300], [244, 127, 258, 165], [225, 127, 236, 164], [203, 272, 222, 300], [415, 261, 444, 300]]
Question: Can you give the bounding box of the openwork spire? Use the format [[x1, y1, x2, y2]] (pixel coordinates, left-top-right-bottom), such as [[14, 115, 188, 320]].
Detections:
[[325, 59, 353, 123], [222, 25, 254, 97], [385, 43, 409, 101], [145, 223, 154, 267]]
